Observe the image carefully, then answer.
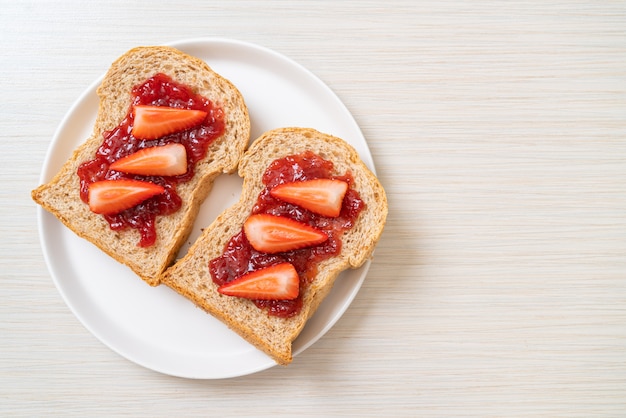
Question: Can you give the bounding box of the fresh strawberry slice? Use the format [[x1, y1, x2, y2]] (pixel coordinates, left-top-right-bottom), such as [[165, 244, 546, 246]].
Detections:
[[243, 214, 328, 253], [109, 143, 188, 176], [88, 179, 165, 215], [270, 178, 349, 217], [217, 262, 299, 300], [131, 105, 207, 140]]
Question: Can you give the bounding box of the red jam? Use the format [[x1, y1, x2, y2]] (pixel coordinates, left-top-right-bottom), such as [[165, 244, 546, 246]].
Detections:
[[209, 151, 366, 318], [77, 73, 225, 247]]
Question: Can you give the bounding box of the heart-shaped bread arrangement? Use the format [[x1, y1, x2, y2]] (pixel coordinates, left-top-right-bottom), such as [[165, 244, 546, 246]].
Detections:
[[32, 46, 387, 365]]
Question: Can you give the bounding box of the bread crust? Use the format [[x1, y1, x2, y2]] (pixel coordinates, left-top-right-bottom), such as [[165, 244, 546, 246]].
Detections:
[[161, 128, 388, 365], [32, 46, 251, 286]]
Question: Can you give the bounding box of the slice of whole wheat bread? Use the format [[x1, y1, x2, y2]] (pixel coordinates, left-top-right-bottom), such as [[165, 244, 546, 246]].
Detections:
[[161, 127, 388, 365], [32, 46, 250, 286]]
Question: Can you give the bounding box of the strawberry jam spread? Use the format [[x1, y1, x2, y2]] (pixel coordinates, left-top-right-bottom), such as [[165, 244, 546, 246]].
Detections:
[[77, 73, 225, 247], [209, 151, 366, 318]]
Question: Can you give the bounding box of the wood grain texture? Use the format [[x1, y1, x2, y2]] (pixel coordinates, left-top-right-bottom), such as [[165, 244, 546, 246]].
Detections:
[[1, 0, 624, 416]]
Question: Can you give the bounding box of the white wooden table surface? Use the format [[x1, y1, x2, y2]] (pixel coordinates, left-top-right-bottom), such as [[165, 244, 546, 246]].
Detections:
[[2, 1, 625, 416]]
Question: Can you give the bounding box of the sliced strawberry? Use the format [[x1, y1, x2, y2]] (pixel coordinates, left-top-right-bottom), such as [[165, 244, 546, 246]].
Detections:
[[243, 214, 328, 254], [217, 262, 299, 300], [88, 179, 165, 215], [270, 178, 349, 218], [109, 143, 188, 176], [131, 105, 207, 140]]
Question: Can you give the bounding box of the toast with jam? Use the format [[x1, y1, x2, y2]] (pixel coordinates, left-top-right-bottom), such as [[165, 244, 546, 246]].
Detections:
[[161, 127, 388, 365], [32, 46, 250, 286]]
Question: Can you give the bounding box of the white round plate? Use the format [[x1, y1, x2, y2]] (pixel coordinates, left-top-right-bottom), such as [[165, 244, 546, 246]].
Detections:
[[37, 38, 375, 379]]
